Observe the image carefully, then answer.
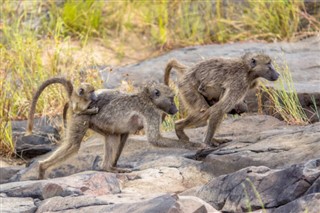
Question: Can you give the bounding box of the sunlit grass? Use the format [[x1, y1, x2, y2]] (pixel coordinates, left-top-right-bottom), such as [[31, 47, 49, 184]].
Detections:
[[260, 58, 309, 125]]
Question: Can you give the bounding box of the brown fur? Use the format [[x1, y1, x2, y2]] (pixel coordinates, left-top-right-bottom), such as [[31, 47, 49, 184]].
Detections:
[[32, 83, 203, 179], [164, 53, 279, 146]]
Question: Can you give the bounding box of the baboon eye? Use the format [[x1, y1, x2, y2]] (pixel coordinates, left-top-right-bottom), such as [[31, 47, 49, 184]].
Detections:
[[251, 58, 256, 67], [154, 89, 161, 97], [78, 88, 84, 96]]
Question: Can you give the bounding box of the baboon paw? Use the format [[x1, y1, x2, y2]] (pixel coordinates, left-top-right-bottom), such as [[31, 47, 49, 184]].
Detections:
[[185, 142, 207, 150], [177, 133, 190, 141], [209, 138, 232, 147], [103, 167, 132, 173]]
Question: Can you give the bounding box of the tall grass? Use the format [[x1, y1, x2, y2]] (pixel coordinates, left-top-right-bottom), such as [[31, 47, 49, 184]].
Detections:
[[102, 0, 318, 47], [260, 58, 309, 125]]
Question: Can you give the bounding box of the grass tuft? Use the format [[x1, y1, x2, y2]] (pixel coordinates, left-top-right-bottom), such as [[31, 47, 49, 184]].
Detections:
[[260, 57, 309, 125]]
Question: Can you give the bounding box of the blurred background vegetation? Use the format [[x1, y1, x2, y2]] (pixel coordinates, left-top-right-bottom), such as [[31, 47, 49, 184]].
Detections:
[[1, 0, 319, 155]]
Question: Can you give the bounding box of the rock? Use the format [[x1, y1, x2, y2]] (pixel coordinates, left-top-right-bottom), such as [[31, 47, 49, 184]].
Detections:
[[270, 193, 320, 213], [12, 117, 60, 159], [0, 166, 23, 184], [192, 158, 320, 212], [178, 195, 220, 213], [1, 172, 120, 200], [186, 115, 320, 177], [0, 197, 37, 213], [37, 193, 218, 213]]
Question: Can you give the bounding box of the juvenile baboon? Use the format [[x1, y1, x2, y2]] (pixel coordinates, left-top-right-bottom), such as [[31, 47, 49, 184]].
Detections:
[[164, 53, 279, 146], [72, 83, 99, 115], [26, 78, 98, 135], [28, 81, 203, 179]]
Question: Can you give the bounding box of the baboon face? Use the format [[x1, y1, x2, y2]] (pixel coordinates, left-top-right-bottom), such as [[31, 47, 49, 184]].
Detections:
[[77, 83, 97, 101], [146, 84, 178, 115], [249, 54, 280, 81]]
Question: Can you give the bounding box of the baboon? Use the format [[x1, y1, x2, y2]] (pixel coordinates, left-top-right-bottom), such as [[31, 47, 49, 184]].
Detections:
[[164, 53, 279, 146], [71, 83, 99, 115], [26, 78, 98, 135], [27, 80, 203, 179], [164, 59, 249, 115]]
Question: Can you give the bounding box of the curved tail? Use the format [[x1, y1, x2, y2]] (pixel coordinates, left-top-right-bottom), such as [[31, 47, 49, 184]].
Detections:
[[164, 59, 188, 86], [26, 77, 73, 135]]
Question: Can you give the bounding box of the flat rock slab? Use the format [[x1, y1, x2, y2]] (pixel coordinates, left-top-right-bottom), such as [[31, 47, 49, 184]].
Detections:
[[189, 115, 320, 177], [99, 37, 320, 94], [1, 172, 120, 200], [189, 158, 320, 212], [0, 197, 37, 213]]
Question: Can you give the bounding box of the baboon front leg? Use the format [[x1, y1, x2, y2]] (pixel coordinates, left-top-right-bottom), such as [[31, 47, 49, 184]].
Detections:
[[203, 112, 225, 146]]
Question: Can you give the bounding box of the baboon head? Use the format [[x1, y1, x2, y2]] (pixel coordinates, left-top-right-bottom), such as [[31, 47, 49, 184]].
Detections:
[[144, 84, 178, 115], [77, 83, 97, 101], [244, 53, 280, 82]]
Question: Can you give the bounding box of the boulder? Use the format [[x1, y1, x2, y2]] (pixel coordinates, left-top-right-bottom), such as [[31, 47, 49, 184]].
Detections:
[[187, 115, 320, 177], [0, 197, 37, 213], [0, 166, 23, 184], [1, 171, 120, 200], [12, 117, 60, 159], [191, 158, 320, 212], [36, 193, 218, 213]]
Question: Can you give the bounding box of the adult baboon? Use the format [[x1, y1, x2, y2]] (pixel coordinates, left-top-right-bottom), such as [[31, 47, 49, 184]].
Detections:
[[164, 53, 279, 146], [27, 79, 203, 179]]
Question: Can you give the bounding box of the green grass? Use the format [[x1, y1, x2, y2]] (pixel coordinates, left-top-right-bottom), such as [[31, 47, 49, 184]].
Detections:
[[0, 0, 319, 155], [260, 58, 309, 125]]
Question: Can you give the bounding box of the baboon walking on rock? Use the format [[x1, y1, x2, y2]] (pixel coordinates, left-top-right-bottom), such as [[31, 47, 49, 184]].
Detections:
[[164, 53, 280, 146], [27, 79, 203, 179]]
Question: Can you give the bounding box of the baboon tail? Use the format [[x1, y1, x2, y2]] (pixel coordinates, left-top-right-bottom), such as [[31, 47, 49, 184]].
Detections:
[[62, 102, 69, 129], [26, 77, 73, 135], [164, 59, 188, 86]]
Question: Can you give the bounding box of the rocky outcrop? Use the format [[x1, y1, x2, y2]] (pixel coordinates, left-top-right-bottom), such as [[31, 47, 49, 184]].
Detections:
[[188, 159, 320, 212], [4, 114, 320, 212], [12, 117, 60, 159]]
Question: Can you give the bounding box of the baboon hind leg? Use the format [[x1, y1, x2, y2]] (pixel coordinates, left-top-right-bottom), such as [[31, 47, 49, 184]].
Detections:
[[102, 134, 131, 173], [112, 133, 129, 167], [38, 115, 89, 179], [39, 142, 81, 179], [175, 111, 210, 141]]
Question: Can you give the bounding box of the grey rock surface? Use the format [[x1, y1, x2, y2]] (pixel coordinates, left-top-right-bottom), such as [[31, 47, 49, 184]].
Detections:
[[0, 197, 37, 213], [1, 172, 120, 200], [12, 117, 60, 159], [0, 166, 23, 184], [191, 159, 320, 212], [3, 114, 320, 212]]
